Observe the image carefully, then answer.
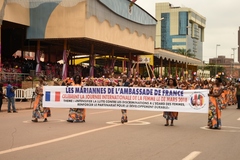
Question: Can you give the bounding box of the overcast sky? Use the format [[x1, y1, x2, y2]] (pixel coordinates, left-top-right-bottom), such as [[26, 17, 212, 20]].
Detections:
[[136, 0, 239, 63]]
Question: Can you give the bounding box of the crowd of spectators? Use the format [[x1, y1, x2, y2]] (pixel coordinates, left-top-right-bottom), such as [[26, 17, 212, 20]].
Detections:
[[0, 56, 110, 88]]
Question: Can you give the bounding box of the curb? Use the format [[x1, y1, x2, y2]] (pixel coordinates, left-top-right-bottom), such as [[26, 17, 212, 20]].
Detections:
[[1, 107, 33, 112]]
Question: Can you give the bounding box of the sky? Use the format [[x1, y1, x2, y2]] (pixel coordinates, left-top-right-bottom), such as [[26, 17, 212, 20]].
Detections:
[[135, 0, 240, 63]]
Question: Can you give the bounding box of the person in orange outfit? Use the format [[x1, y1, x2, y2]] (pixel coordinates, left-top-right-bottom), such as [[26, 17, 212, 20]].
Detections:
[[208, 78, 223, 129], [67, 75, 86, 123], [32, 76, 51, 122]]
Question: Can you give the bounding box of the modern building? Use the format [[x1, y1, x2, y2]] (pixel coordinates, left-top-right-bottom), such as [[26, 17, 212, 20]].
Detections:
[[155, 2, 206, 60]]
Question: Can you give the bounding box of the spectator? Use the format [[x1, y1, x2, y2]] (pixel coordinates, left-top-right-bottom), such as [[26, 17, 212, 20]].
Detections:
[[6, 81, 17, 113], [0, 83, 4, 112]]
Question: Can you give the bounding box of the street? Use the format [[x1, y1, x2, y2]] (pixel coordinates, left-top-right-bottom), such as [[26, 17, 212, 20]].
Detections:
[[0, 104, 240, 160]]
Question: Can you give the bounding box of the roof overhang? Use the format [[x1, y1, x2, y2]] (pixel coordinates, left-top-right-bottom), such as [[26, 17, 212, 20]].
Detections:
[[154, 48, 202, 66]]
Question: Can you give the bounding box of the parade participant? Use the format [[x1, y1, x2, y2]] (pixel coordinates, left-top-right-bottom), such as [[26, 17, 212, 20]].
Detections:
[[235, 81, 240, 109], [228, 82, 236, 106], [67, 75, 86, 123], [208, 78, 223, 129], [163, 78, 178, 126], [221, 80, 228, 109], [32, 76, 51, 122], [121, 74, 130, 124], [202, 80, 210, 89]]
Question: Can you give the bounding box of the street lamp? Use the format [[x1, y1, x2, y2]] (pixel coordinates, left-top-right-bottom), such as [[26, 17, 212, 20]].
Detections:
[[215, 44, 220, 77], [232, 48, 237, 78]]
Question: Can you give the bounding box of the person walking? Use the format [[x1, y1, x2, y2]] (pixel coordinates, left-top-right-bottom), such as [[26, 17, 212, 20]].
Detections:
[[32, 76, 51, 122], [120, 74, 130, 124], [163, 78, 178, 126], [6, 81, 17, 113], [208, 78, 223, 129], [67, 75, 86, 123]]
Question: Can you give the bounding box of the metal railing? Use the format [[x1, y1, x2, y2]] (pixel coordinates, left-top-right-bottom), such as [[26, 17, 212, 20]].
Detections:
[[3, 88, 35, 101]]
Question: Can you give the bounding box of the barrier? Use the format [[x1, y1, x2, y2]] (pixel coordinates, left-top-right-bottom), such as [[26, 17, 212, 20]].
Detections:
[[3, 88, 36, 101]]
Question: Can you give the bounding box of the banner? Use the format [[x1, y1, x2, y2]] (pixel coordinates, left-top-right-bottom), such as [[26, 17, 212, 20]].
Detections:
[[43, 86, 209, 113]]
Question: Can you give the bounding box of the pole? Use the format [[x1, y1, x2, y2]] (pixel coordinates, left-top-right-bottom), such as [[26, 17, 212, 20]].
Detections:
[[232, 48, 237, 78], [215, 44, 220, 77], [185, 52, 187, 80]]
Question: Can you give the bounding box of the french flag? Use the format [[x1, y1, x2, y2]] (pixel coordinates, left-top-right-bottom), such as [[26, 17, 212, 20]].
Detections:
[[45, 91, 61, 102]]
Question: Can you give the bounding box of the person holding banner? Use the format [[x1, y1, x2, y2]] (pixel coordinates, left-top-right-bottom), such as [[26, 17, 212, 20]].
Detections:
[[163, 78, 178, 126], [208, 78, 223, 129], [67, 75, 86, 123], [121, 75, 130, 124], [32, 76, 51, 122]]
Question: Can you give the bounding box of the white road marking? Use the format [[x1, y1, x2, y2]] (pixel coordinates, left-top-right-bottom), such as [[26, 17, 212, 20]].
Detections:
[[200, 126, 240, 132], [90, 110, 113, 115], [106, 121, 150, 125], [0, 113, 163, 155], [23, 119, 66, 123], [182, 151, 201, 160]]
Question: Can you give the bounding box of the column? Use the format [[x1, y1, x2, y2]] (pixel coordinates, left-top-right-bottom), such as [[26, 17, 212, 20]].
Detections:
[[62, 39, 68, 80]]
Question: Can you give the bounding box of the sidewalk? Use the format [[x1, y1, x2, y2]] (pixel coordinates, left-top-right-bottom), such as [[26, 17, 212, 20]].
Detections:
[[1, 99, 33, 112]]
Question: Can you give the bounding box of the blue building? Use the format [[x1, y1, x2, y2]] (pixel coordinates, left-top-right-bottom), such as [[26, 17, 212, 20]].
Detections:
[[155, 3, 206, 60]]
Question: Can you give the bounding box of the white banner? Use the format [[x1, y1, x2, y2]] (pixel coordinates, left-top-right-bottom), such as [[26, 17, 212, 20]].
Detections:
[[43, 86, 209, 113]]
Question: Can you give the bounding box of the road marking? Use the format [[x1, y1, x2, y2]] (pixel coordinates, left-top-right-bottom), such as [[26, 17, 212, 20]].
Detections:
[[237, 118, 240, 120], [182, 151, 201, 160], [90, 110, 113, 115], [200, 126, 240, 132], [23, 119, 66, 123], [0, 113, 162, 155], [106, 121, 150, 125]]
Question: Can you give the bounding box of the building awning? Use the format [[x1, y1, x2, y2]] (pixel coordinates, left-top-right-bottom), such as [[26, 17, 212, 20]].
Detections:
[[154, 48, 203, 66]]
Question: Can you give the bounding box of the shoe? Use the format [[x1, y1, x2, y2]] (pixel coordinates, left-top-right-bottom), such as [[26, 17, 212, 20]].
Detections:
[[43, 119, 48, 122], [8, 111, 11, 113], [124, 116, 128, 122], [32, 119, 38, 122], [13, 111, 18, 113], [73, 119, 80, 123], [164, 124, 169, 126], [67, 119, 73, 123], [237, 108, 240, 109], [82, 120, 85, 122], [121, 116, 124, 124]]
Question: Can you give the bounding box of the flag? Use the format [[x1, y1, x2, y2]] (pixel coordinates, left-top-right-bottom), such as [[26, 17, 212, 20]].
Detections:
[[45, 91, 61, 102]]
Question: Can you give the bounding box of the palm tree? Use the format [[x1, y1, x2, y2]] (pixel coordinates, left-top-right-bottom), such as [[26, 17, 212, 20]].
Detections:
[[176, 48, 195, 58]]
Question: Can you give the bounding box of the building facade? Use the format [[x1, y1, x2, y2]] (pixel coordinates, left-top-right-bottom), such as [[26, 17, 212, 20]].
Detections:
[[209, 56, 239, 78], [155, 2, 206, 60]]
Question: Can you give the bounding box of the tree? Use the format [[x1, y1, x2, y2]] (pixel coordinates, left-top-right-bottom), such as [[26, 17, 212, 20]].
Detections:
[[204, 63, 225, 77], [176, 48, 195, 58]]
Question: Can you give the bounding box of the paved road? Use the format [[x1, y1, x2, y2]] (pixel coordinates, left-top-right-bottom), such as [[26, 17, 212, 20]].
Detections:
[[0, 104, 240, 160]]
